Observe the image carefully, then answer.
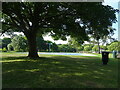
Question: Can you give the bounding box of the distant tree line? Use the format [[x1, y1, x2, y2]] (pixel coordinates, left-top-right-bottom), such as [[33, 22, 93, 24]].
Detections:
[[0, 35, 58, 52], [0, 35, 120, 53]]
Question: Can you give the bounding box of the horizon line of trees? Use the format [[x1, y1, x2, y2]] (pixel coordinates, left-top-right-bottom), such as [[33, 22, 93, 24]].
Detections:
[[1, 35, 120, 53]]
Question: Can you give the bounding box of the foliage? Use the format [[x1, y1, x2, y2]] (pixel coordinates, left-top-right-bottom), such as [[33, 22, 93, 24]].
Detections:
[[92, 45, 99, 52], [83, 44, 93, 51], [68, 37, 84, 51], [51, 43, 58, 52], [77, 46, 84, 51], [42, 40, 58, 52], [2, 38, 11, 49], [100, 45, 107, 50], [58, 44, 76, 52], [11, 35, 28, 52], [118, 42, 120, 51], [107, 41, 120, 51], [0, 48, 2, 52], [92, 45, 107, 52], [84, 45, 92, 51], [7, 43, 14, 51], [0, 39, 2, 48], [2, 47, 7, 52], [36, 37, 58, 52], [36, 36, 47, 51]]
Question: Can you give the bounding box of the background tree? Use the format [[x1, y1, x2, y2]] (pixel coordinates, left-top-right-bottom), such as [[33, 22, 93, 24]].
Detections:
[[2, 38, 11, 50], [0, 39, 2, 48], [51, 43, 58, 52], [68, 37, 83, 52], [58, 44, 76, 52], [44, 40, 59, 52], [11, 35, 28, 52], [92, 45, 107, 52], [77, 46, 84, 51], [7, 43, 14, 51], [107, 41, 120, 51], [2, 2, 118, 58], [45, 40, 53, 52], [36, 36, 47, 52], [2, 47, 7, 52], [87, 27, 116, 54], [92, 45, 99, 52], [100, 45, 107, 50], [83, 45, 93, 51]]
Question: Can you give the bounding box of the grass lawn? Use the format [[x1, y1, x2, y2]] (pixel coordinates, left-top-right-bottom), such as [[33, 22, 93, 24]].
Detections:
[[1, 52, 118, 88]]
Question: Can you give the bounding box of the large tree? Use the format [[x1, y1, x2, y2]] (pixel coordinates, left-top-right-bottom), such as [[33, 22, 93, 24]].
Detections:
[[1, 2, 118, 58]]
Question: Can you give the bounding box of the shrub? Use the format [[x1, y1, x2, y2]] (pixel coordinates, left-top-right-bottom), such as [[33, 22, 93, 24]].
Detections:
[[7, 44, 14, 51], [2, 47, 7, 52]]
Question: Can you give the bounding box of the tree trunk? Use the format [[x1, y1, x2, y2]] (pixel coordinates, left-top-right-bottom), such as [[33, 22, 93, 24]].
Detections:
[[26, 32, 39, 58]]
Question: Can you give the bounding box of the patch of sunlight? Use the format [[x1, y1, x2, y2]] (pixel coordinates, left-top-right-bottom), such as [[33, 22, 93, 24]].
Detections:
[[46, 76, 51, 79], [7, 54, 27, 57], [82, 65, 87, 67], [93, 71, 104, 75], [93, 76, 100, 79], [61, 73, 71, 77], [94, 71, 99, 73], [3, 70, 15, 74], [1, 59, 26, 62], [100, 69, 112, 72], [7, 70, 14, 73], [74, 73, 86, 76], [51, 61, 61, 64], [25, 69, 40, 72], [60, 72, 86, 77], [100, 69, 104, 70]]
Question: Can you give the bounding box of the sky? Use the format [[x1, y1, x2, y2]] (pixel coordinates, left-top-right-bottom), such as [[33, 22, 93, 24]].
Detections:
[[1, 1, 119, 44]]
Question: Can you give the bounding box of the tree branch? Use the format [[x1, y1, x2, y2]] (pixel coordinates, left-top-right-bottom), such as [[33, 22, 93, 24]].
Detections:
[[8, 7, 28, 31]]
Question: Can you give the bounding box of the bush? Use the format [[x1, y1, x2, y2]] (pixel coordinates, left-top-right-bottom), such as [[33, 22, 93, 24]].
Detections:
[[84, 46, 92, 51], [107, 42, 120, 51], [92, 45, 99, 52], [0, 48, 2, 52], [11, 35, 28, 52], [7, 44, 14, 51], [2, 47, 7, 52]]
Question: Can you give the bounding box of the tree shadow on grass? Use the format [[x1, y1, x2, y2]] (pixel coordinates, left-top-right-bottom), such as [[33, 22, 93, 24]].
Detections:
[[2, 56, 50, 60], [2, 55, 118, 88]]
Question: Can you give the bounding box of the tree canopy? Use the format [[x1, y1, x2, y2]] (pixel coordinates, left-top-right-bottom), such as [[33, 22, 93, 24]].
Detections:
[[1, 2, 118, 58], [107, 41, 120, 51], [2, 38, 11, 49], [11, 35, 28, 52]]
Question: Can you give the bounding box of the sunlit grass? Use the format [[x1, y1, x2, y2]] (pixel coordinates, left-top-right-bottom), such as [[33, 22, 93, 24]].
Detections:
[[1, 52, 118, 88]]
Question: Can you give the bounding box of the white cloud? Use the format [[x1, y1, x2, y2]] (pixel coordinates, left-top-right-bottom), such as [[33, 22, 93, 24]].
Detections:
[[43, 34, 69, 44]]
